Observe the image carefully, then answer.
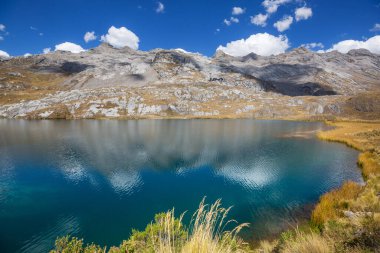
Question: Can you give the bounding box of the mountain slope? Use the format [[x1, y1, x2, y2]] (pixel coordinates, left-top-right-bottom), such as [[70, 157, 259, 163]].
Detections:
[[0, 45, 379, 120]]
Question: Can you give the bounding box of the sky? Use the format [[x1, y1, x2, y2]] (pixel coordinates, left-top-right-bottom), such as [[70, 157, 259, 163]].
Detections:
[[0, 0, 380, 57]]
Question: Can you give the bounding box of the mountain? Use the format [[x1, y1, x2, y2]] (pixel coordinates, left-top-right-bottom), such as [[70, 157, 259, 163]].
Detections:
[[0, 44, 379, 120]]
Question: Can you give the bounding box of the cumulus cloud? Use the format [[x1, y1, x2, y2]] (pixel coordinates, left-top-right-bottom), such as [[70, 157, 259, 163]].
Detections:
[[262, 0, 291, 14], [156, 2, 164, 13], [274, 15, 293, 32], [224, 17, 239, 26], [370, 23, 380, 32], [55, 42, 85, 53], [174, 48, 202, 56], [327, 35, 380, 54], [174, 48, 191, 54], [100, 26, 140, 49], [24, 53, 32, 57], [0, 24, 5, 32], [295, 7, 312, 21], [301, 42, 324, 50], [251, 13, 269, 27], [232, 7, 245, 15], [84, 31, 97, 43], [216, 32, 289, 56], [0, 50, 10, 58], [43, 48, 51, 54]]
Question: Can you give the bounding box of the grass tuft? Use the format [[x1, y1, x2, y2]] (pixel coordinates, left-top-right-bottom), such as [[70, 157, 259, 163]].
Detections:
[[50, 198, 249, 253], [311, 181, 362, 226], [280, 230, 331, 253]]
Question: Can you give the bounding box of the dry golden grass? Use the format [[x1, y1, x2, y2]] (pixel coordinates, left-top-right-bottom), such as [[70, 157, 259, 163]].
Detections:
[[254, 240, 277, 253], [0, 68, 65, 105], [311, 181, 362, 226], [280, 232, 331, 253], [312, 121, 380, 225], [181, 198, 249, 253], [150, 209, 186, 253], [317, 122, 380, 152], [358, 152, 380, 178]]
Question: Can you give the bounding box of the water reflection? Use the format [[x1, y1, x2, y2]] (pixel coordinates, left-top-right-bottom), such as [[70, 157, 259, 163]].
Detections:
[[0, 119, 330, 194], [0, 119, 362, 252]]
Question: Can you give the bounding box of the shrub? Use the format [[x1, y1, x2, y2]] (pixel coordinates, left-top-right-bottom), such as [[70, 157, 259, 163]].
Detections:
[[50, 236, 106, 253], [51, 199, 249, 253], [123, 210, 187, 253]]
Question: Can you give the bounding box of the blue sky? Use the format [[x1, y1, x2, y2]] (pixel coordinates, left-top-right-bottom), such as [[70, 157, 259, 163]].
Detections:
[[0, 0, 380, 57]]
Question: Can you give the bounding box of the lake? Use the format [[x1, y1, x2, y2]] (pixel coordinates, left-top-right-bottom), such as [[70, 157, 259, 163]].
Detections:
[[0, 119, 362, 252]]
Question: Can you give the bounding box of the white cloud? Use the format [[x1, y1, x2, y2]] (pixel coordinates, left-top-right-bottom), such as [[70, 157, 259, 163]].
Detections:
[[55, 42, 85, 53], [24, 53, 32, 57], [216, 32, 290, 56], [327, 35, 380, 54], [251, 13, 269, 27], [39, 32, 43, 36], [0, 36, 3, 41], [156, 2, 164, 13], [370, 23, 380, 32], [295, 7, 312, 21], [43, 48, 51, 54], [84, 31, 97, 43], [301, 42, 324, 50], [174, 48, 191, 54], [0, 50, 10, 58], [274, 15, 293, 32], [100, 26, 140, 49], [224, 17, 239, 26], [262, 0, 291, 14], [0, 24, 6, 32], [232, 7, 245, 15]]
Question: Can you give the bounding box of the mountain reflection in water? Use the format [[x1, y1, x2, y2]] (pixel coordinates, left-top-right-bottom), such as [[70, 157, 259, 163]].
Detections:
[[0, 119, 362, 253]]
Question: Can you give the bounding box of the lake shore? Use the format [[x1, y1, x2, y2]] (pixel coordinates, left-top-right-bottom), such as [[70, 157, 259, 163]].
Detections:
[[253, 120, 380, 252], [47, 119, 379, 252]]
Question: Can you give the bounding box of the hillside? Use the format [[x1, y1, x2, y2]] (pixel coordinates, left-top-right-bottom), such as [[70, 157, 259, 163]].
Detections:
[[0, 44, 379, 120]]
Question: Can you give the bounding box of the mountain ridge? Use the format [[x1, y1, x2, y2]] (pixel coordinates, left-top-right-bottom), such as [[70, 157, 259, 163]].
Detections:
[[0, 44, 379, 120]]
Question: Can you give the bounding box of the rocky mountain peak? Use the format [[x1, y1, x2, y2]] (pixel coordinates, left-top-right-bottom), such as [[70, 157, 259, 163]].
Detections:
[[347, 48, 374, 57], [91, 42, 137, 55], [213, 50, 236, 61], [290, 47, 311, 55], [241, 52, 260, 62]]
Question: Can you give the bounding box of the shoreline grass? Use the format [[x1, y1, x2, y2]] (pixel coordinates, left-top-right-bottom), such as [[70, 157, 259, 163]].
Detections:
[[50, 198, 250, 253]]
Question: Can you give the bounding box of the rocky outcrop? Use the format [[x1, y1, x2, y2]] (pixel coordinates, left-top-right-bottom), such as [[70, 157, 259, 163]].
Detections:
[[0, 45, 379, 120]]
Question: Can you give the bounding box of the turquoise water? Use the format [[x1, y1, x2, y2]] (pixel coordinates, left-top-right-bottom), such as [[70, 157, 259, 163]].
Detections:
[[0, 119, 362, 252]]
